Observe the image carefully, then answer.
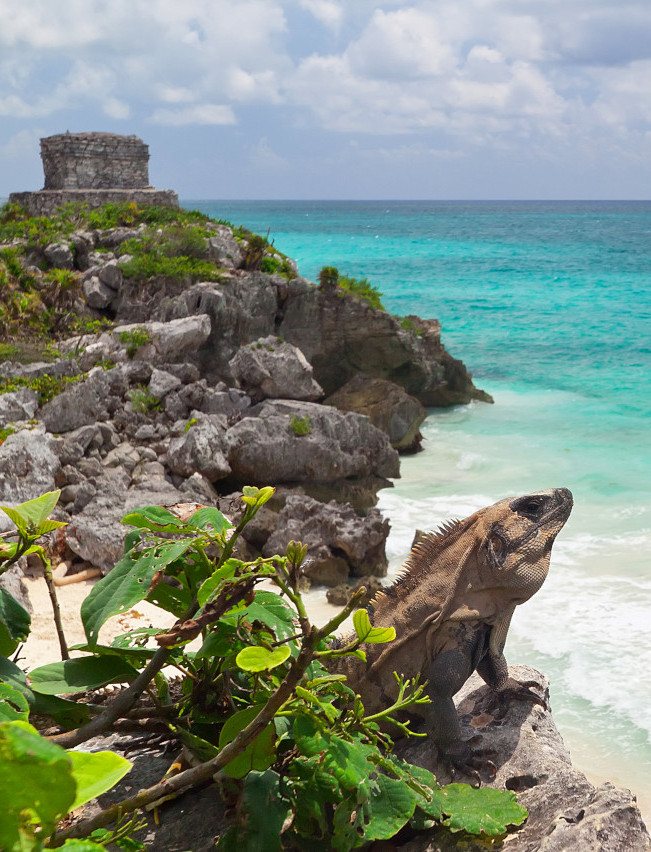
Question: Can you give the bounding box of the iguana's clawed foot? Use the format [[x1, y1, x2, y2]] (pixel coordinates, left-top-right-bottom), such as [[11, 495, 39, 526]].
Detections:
[[487, 677, 547, 720], [440, 737, 497, 786]]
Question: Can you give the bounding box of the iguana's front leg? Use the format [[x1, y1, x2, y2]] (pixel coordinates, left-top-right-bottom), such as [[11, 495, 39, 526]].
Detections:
[[424, 645, 490, 779]]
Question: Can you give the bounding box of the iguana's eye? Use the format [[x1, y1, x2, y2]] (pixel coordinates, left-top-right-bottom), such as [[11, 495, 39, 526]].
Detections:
[[510, 494, 549, 521]]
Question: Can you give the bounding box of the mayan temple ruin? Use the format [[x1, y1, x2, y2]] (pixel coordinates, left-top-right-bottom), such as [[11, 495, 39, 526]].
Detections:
[[9, 131, 178, 215]]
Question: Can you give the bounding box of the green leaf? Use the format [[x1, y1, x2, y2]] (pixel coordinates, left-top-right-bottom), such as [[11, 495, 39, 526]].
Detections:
[[60, 841, 109, 851], [0, 720, 76, 850], [197, 559, 241, 607], [236, 645, 291, 672], [432, 783, 528, 835], [293, 715, 373, 793], [0, 489, 61, 533], [29, 656, 139, 695], [220, 591, 296, 640], [121, 505, 183, 533], [216, 770, 289, 852], [31, 693, 93, 729], [218, 705, 276, 779], [36, 518, 68, 533], [81, 539, 191, 645], [187, 506, 233, 535], [0, 587, 31, 656], [68, 749, 132, 811], [0, 683, 29, 722], [353, 608, 396, 644], [241, 485, 275, 508], [364, 773, 417, 841], [145, 578, 193, 617]]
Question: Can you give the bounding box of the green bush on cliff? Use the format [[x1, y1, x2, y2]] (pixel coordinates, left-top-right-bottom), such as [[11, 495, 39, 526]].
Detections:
[[338, 274, 384, 311], [119, 224, 224, 283]]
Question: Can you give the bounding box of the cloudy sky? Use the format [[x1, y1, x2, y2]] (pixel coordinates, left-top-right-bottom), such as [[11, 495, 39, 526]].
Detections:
[[1, 0, 650, 199]]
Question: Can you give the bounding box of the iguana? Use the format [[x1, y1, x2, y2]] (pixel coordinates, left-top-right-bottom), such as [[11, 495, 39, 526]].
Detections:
[[334, 487, 573, 773]]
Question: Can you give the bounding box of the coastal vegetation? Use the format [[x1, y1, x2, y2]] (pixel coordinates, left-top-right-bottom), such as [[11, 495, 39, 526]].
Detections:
[[0, 489, 527, 850]]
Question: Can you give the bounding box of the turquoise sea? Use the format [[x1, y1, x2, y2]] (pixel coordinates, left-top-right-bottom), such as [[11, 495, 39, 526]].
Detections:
[[190, 200, 651, 810]]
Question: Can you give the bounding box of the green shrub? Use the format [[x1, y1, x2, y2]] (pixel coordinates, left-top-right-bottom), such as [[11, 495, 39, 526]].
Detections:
[[0, 488, 529, 850], [338, 274, 384, 311], [129, 386, 161, 413], [117, 327, 152, 358], [0, 373, 83, 405], [290, 414, 312, 436], [318, 265, 339, 289]]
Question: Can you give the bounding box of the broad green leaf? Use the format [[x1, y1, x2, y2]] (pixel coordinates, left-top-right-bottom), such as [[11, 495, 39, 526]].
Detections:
[[29, 656, 139, 695], [187, 506, 233, 535], [31, 693, 93, 729], [197, 558, 241, 606], [0, 489, 61, 531], [364, 773, 417, 841], [60, 842, 109, 850], [0, 542, 19, 566], [81, 539, 191, 645], [293, 715, 373, 793], [220, 591, 296, 640], [218, 704, 276, 779], [145, 578, 192, 617], [36, 518, 68, 533], [0, 720, 76, 850], [68, 749, 132, 811], [70, 641, 155, 667], [173, 726, 220, 762], [236, 645, 291, 672], [0, 683, 29, 722], [431, 783, 528, 835], [0, 505, 28, 536], [353, 608, 396, 644], [122, 505, 183, 533], [0, 587, 31, 656], [216, 770, 289, 852]]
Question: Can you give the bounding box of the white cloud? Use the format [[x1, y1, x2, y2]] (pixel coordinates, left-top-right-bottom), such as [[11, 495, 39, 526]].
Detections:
[[298, 0, 343, 31], [150, 103, 236, 126], [103, 97, 130, 120]]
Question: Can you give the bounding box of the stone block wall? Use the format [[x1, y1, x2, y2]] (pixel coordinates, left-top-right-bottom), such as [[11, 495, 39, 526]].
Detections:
[[41, 132, 150, 190]]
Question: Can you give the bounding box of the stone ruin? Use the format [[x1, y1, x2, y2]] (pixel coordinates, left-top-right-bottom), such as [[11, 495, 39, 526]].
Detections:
[[9, 131, 178, 215]]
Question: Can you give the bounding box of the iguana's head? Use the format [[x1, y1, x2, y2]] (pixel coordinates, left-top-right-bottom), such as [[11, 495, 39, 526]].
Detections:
[[475, 487, 573, 600]]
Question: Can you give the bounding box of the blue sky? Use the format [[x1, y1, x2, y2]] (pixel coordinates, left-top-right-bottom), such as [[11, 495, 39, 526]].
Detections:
[[1, 0, 651, 200]]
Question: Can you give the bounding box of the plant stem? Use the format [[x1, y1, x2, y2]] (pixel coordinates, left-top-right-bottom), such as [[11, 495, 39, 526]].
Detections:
[[48, 633, 317, 845], [38, 549, 69, 661]]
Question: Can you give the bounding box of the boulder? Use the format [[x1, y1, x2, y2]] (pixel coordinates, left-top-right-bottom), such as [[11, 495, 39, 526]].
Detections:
[[65, 470, 185, 574], [206, 225, 243, 269], [148, 368, 182, 399], [0, 388, 39, 425], [326, 374, 426, 452], [44, 242, 74, 269], [98, 259, 123, 290], [395, 666, 651, 851], [0, 427, 60, 503], [229, 336, 323, 402], [112, 315, 212, 362], [167, 414, 231, 482], [40, 369, 128, 433], [263, 494, 389, 584], [225, 400, 399, 487], [82, 275, 115, 309]]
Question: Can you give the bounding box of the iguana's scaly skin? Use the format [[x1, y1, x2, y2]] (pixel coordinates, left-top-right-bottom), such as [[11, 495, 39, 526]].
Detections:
[[336, 488, 573, 772]]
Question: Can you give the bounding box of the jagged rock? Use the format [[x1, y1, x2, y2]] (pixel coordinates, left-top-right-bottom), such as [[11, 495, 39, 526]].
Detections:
[[0, 428, 61, 503], [394, 666, 651, 851], [167, 414, 231, 482], [0, 566, 31, 614], [40, 369, 128, 433], [113, 315, 212, 362], [44, 241, 74, 269], [326, 374, 427, 452], [263, 494, 389, 585], [149, 368, 182, 399], [65, 471, 185, 573], [0, 358, 81, 381], [326, 575, 385, 606], [201, 387, 252, 417], [0, 388, 39, 425], [225, 400, 399, 488], [229, 336, 323, 402], [207, 225, 243, 269], [98, 259, 123, 290], [82, 275, 115, 309], [102, 441, 140, 472]]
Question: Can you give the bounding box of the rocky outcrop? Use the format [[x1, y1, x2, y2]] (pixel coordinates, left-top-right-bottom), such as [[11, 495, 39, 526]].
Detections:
[[229, 336, 323, 402], [395, 666, 651, 851], [0, 428, 61, 504], [326, 374, 427, 452], [263, 494, 389, 585]]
